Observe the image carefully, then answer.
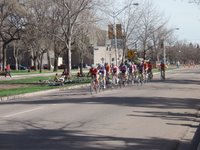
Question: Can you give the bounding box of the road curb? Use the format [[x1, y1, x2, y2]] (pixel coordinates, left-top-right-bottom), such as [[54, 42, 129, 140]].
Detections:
[[0, 83, 90, 102]]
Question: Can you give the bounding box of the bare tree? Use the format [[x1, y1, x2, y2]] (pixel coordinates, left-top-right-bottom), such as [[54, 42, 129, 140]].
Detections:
[[189, 0, 200, 4], [12, 40, 26, 70], [118, 0, 142, 62], [52, 0, 99, 74], [23, 0, 53, 72], [0, 0, 27, 70], [136, 1, 167, 60]]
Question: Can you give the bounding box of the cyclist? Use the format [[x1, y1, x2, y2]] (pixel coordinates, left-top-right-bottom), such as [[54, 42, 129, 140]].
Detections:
[[137, 60, 144, 83], [88, 64, 98, 84], [111, 63, 119, 85], [119, 62, 128, 83], [105, 62, 111, 85], [160, 61, 166, 80], [98, 64, 106, 89], [128, 62, 137, 82], [132, 62, 137, 79], [146, 61, 153, 80], [105, 62, 111, 75]]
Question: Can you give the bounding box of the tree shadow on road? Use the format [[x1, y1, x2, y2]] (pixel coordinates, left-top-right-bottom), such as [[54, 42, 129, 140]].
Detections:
[[1, 87, 200, 150], [152, 78, 200, 85], [0, 122, 181, 150]]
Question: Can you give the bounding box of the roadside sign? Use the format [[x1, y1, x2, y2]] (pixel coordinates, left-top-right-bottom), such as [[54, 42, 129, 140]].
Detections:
[[127, 50, 135, 59]]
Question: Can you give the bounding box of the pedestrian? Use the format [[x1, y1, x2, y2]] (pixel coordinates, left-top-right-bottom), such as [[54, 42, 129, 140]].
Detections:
[[176, 61, 180, 68], [160, 61, 165, 80], [54, 73, 59, 82], [5, 64, 11, 77], [62, 69, 70, 81]]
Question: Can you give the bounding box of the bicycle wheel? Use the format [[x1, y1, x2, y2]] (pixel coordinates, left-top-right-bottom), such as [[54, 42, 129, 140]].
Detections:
[[138, 74, 143, 86], [128, 74, 134, 86], [90, 80, 97, 95], [99, 79, 105, 92]]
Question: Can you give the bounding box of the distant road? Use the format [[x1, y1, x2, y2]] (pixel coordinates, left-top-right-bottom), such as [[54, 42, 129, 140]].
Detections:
[[0, 66, 200, 150]]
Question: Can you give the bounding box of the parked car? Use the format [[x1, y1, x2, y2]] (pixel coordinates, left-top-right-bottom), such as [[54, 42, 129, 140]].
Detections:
[[10, 64, 27, 70], [58, 64, 66, 69], [43, 64, 54, 70], [30, 66, 36, 70], [72, 65, 79, 69]]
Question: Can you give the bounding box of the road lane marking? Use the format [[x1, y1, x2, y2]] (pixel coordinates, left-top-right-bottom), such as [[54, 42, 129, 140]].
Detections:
[[3, 106, 45, 118]]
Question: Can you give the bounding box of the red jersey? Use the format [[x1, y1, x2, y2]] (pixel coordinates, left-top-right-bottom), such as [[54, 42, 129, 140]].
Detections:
[[90, 68, 98, 75], [144, 63, 147, 70], [147, 63, 152, 70], [6, 64, 10, 71], [160, 63, 165, 70]]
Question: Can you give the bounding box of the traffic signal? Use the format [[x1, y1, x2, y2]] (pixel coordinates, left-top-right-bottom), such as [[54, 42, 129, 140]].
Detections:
[[160, 39, 164, 49], [116, 24, 122, 39], [108, 24, 114, 39]]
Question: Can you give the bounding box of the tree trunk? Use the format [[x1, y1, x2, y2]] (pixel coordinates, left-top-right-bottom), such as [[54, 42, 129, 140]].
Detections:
[[143, 42, 147, 60], [66, 38, 72, 74], [39, 54, 44, 73], [33, 59, 37, 71], [2, 44, 6, 71], [13, 42, 19, 71], [80, 52, 83, 75], [54, 53, 59, 72], [47, 50, 51, 70]]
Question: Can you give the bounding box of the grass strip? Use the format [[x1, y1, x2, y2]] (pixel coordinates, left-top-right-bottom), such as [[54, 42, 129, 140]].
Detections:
[[0, 85, 58, 97], [0, 76, 90, 97]]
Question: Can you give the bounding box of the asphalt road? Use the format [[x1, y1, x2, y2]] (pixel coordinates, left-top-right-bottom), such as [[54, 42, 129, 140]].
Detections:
[[0, 67, 200, 150]]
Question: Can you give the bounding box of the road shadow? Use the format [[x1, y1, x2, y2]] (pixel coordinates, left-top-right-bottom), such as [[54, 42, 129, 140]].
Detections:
[[0, 121, 181, 150], [1, 95, 200, 149], [152, 79, 200, 85]]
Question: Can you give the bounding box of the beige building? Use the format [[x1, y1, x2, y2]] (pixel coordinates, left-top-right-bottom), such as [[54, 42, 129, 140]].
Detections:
[[93, 45, 123, 66]]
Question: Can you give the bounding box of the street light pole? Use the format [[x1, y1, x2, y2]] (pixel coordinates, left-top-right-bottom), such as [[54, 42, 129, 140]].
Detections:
[[113, 14, 118, 66], [163, 39, 166, 64]]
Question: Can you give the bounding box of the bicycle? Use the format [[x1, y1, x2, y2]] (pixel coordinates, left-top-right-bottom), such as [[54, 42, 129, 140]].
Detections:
[[105, 73, 114, 89], [119, 72, 127, 88], [127, 72, 135, 86], [98, 73, 105, 92], [89, 75, 99, 94], [160, 69, 165, 80], [111, 73, 119, 88], [136, 71, 144, 86], [147, 71, 153, 82]]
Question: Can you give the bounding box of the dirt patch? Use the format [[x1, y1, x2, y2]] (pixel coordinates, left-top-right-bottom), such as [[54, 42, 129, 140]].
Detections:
[[0, 84, 29, 90]]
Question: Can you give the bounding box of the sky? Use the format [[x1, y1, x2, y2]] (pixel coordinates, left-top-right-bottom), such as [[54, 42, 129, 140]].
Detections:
[[150, 0, 200, 43]]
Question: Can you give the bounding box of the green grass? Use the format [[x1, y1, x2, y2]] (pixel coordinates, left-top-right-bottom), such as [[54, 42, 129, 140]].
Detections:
[[11, 68, 86, 76], [0, 75, 90, 98], [0, 85, 58, 97], [11, 70, 60, 75], [0, 76, 54, 84]]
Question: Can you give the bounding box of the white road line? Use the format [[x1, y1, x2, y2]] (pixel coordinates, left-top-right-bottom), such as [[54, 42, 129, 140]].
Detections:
[[3, 106, 45, 118]]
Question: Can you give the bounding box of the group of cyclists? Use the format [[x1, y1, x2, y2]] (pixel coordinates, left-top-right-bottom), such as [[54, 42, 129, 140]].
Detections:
[[88, 59, 153, 91]]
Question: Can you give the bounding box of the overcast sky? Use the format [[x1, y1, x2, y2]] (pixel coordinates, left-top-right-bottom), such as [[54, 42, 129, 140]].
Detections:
[[150, 0, 200, 43]]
